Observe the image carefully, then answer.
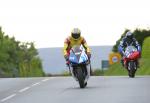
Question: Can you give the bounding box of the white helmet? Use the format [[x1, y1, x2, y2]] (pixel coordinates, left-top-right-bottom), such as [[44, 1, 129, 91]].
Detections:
[[71, 28, 81, 40]]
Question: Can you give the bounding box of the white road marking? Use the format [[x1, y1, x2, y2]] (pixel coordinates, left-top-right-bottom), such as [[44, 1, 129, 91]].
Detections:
[[42, 78, 50, 82], [31, 82, 41, 87], [1, 94, 16, 102], [19, 87, 30, 93], [1, 78, 53, 102]]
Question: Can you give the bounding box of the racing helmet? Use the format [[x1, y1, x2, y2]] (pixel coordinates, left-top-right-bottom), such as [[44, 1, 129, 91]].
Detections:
[[71, 28, 81, 40], [126, 31, 133, 39]]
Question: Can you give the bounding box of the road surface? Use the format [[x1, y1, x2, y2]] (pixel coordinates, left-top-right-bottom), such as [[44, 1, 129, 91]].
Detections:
[[0, 76, 150, 103]]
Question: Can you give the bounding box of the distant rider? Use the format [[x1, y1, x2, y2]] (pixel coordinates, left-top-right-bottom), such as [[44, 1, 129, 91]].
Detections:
[[63, 28, 91, 65], [118, 31, 141, 67]]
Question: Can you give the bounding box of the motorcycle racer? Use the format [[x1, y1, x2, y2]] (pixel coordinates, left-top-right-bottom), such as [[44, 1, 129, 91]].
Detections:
[[63, 28, 91, 65], [118, 31, 141, 67]]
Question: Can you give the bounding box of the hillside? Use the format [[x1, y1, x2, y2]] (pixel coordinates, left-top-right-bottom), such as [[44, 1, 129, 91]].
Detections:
[[141, 37, 150, 58], [136, 37, 150, 75]]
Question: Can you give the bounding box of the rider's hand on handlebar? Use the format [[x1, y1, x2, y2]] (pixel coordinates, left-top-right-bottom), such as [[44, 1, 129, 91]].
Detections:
[[64, 55, 69, 61]]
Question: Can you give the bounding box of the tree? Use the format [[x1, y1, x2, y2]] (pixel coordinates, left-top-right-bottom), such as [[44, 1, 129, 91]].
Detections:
[[0, 27, 44, 77], [112, 29, 150, 52]]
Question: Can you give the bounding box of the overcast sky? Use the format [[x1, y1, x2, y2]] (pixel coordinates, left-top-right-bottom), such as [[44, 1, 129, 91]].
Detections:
[[0, 0, 150, 48]]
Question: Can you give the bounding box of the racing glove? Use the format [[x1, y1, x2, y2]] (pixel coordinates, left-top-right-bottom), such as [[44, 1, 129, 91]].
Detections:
[[64, 55, 69, 61]]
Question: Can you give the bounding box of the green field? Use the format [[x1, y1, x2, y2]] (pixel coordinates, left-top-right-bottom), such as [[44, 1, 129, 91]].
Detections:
[[136, 37, 150, 75], [104, 37, 150, 75]]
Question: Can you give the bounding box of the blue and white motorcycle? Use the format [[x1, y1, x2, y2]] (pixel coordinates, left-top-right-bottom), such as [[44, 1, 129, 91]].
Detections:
[[68, 45, 91, 88]]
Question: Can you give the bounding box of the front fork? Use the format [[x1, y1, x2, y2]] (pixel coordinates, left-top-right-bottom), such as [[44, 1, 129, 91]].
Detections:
[[69, 64, 90, 82], [127, 60, 138, 71]]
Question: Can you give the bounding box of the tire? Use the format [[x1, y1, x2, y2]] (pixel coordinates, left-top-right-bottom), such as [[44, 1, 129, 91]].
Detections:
[[76, 68, 85, 88], [128, 61, 136, 78], [84, 82, 87, 87]]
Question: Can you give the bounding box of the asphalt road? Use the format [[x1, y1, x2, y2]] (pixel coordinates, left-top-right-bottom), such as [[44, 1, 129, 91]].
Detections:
[[0, 76, 150, 103]]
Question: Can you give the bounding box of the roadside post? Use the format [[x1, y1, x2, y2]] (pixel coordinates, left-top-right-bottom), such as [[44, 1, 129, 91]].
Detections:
[[101, 60, 109, 75]]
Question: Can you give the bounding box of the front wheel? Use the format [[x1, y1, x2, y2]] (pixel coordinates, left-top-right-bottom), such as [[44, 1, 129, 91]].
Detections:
[[128, 61, 136, 78], [76, 68, 85, 88]]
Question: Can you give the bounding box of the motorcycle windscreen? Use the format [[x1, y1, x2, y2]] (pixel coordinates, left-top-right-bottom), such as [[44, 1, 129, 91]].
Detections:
[[125, 46, 137, 58], [69, 50, 79, 64], [69, 45, 88, 64], [79, 50, 88, 63]]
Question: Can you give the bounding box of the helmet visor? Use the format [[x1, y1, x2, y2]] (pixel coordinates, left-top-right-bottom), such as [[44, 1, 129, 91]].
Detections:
[[127, 35, 133, 39], [72, 33, 80, 39]]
